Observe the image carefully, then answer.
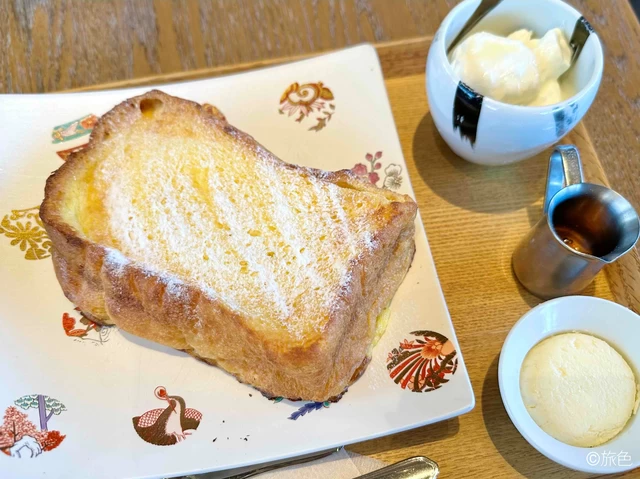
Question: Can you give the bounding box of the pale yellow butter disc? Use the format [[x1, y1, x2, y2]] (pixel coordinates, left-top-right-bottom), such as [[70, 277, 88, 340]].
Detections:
[[520, 332, 637, 447]]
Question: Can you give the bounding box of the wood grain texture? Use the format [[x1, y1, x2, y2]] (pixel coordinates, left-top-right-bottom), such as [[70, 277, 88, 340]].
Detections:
[[62, 38, 639, 478], [0, 0, 456, 92]]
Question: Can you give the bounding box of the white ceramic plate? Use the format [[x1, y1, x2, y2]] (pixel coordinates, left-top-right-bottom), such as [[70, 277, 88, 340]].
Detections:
[[0, 44, 474, 479], [499, 296, 640, 474]]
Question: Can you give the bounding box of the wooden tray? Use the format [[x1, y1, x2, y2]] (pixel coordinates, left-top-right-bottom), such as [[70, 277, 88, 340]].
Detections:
[[72, 37, 640, 478]]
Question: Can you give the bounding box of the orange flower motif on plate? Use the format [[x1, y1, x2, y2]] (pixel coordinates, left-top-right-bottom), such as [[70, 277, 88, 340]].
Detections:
[[399, 339, 415, 350], [387, 330, 458, 392], [62, 310, 112, 345], [279, 81, 335, 132], [420, 339, 443, 359]]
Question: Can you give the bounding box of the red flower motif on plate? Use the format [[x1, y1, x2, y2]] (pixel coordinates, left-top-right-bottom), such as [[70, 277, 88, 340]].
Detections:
[[351, 151, 403, 190], [387, 330, 458, 393]]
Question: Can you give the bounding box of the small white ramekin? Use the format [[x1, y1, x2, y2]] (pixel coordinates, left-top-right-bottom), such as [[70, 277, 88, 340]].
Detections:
[[499, 296, 640, 474]]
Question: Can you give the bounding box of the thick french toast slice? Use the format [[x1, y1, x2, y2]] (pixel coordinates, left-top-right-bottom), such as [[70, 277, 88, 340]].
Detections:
[[41, 90, 417, 401]]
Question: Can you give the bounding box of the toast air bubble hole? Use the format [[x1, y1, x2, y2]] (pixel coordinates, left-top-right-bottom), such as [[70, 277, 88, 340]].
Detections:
[[139, 98, 164, 118]]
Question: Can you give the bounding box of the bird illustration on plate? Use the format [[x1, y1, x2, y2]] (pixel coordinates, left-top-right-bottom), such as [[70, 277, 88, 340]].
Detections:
[[132, 386, 202, 446]]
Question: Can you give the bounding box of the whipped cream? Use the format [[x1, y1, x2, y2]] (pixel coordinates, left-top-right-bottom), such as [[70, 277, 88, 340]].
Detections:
[[450, 28, 572, 106]]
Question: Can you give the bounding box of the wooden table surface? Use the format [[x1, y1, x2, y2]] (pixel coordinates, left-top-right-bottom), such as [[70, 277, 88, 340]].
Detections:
[[4, 1, 640, 478]]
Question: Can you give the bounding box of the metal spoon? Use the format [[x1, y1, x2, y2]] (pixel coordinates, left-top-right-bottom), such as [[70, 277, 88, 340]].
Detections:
[[567, 16, 594, 65], [446, 0, 503, 55]]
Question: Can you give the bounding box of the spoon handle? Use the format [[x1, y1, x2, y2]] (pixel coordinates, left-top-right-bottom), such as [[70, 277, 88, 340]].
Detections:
[[569, 17, 595, 64], [447, 0, 503, 55], [354, 456, 439, 479]]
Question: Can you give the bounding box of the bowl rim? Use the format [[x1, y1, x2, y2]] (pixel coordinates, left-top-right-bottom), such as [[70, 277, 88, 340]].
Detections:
[[437, 0, 604, 111], [498, 296, 640, 473]]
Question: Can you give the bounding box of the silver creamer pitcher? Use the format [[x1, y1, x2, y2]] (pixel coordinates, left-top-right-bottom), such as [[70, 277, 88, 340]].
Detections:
[[513, 145, 640, 299]]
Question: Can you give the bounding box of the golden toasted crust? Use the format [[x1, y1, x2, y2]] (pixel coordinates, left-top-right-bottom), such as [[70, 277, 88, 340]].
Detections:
[[41, 90, 417, 401]]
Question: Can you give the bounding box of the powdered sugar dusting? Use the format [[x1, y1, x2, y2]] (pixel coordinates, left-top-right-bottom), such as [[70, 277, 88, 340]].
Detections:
[[362, 231, 376, 251], [104, 248, 129, 274], [162, 276, 188, 302], [75, 120, 392, 341]]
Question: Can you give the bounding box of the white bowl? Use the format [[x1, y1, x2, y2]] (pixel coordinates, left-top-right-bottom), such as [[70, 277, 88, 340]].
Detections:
[[499, 296, 640, 474], [426, 0, 604, 165]]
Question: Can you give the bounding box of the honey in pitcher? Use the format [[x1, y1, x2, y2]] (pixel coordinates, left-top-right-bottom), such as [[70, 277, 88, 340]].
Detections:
[[551, 195, 620, 258], [554, 225, 600, 255]]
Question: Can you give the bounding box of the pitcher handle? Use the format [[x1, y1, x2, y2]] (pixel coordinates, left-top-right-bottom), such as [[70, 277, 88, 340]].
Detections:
[[543, 145, 584, 214]]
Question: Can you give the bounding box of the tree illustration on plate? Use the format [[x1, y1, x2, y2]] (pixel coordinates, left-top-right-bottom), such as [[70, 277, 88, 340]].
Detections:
[[0, 395, 67, 458], [14, 395, 66, 431]]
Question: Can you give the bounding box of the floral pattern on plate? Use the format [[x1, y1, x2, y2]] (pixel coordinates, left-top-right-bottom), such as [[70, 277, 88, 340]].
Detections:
[[279, 82, 335, 132], [387, 330, 458, 392], [62, 311, 112, 345], [351, 151, 403, 190], [0, 207, 51, 260]]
